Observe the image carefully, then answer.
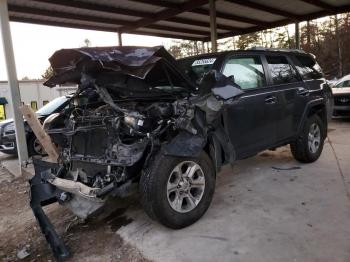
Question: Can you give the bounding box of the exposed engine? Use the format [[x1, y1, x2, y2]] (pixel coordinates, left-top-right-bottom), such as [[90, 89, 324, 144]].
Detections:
[[43, 79, 203, 217]]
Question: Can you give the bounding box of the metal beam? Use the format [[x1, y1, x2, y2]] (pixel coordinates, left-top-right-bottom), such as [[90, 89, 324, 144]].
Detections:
[[9, 5, 209, 37], [146, 24, 209, 36], [10, 16, 201, 40], [9, 0, 350, 43], [30, 0, 155, 19], [8, 5, 130, 26], [167, 17, 241, 32], [130, 0, 270, 25], [193, 8, 269, 26], [128, 0, 179, 9], [299, 0, 338, 12], [31, 0, 237, 31], [225, 0, 301, 20], [213, 4, 350, 41], [209, 0, 217, 52], [120, 0, 209, 33], [0, 0, 28, 170], [29, 0, 239, 32], [130, 30, 202, 41]]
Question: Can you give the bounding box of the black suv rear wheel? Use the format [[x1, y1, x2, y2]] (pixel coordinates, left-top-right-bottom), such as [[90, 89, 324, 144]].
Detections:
[[290, 114, 325, 163], [139, 151, 215, 229]]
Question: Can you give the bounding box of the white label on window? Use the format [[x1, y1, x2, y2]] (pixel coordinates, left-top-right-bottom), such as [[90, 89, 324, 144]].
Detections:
[[192, 58, 216, 66]]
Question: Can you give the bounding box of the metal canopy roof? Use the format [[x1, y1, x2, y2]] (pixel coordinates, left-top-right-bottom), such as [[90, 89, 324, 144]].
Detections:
[[7, 0, 350, 41]]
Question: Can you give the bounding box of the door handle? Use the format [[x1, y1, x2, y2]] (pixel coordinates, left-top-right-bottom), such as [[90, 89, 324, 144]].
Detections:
[[265, 96, 277, 104], [297, 87, 310, 96]]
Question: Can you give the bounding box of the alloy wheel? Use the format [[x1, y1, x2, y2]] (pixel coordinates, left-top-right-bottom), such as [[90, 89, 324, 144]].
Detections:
[[308, 123, 321, 154], [166, 161, 206, 213]]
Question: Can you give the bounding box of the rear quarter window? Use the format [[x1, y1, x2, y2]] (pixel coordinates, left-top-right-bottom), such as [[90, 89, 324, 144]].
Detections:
[[293, 55, 324, 80], [266, 55, 300, 85]]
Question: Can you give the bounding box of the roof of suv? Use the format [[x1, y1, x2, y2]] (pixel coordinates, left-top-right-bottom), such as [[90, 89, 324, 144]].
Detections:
[[177, 48, 310, 62]]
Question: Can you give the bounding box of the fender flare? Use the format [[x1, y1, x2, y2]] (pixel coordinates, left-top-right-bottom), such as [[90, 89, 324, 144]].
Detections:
[[163, 131, 206, 158], [163, 129, 236, 173], [297, 98, 326, 135]]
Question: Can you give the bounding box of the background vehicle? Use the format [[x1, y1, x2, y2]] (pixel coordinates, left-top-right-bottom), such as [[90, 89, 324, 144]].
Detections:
[[332, 74, 350, 115], [0, 95, 70, 156], [30, 47, 329, 259]]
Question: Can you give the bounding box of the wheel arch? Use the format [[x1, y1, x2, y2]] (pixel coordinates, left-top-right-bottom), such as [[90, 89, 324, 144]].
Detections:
[[163, 130, 235, 174], [297, 98, 328, 137]]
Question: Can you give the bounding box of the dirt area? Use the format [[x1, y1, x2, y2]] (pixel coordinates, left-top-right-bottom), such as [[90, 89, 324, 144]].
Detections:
[[0, 167, 149, 261]]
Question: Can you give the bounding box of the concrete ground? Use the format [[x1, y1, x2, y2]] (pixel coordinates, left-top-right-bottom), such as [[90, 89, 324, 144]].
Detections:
[[1, 118, 350, 262], [118, 118, 350, 262]]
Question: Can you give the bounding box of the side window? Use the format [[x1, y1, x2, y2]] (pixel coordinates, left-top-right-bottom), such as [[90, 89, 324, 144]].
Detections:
[[222, 56, 266, 90], [266, 55, 300, 85], [339, 80, 350, 88], [294, 55, 324, 80]]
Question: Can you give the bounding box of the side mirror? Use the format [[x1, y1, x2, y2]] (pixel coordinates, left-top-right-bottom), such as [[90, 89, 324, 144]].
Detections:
[[199, 70, 243, 100], [228, 75, 235, 83]]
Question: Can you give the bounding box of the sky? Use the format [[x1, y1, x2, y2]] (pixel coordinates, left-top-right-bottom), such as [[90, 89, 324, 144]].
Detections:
[[0, 22, 173, 81]]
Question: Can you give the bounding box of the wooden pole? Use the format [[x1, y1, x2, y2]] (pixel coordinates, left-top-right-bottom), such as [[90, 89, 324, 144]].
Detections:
[[20, 105, 58, 163]]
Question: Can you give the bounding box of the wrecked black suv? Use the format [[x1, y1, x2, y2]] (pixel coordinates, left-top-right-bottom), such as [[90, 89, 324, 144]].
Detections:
[[30, 46, 330, 258]]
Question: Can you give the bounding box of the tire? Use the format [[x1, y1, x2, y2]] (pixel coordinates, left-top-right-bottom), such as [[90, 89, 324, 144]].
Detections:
[[27, 135, 46, 157], [139, 151, 215, 229], [290, 114, 325, 163]]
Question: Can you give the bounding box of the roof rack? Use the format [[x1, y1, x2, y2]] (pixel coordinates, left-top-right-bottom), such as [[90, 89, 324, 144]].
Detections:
[[249, 46, 306, 53]]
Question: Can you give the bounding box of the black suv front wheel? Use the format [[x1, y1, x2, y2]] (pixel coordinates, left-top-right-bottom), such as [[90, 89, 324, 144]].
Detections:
[[139, 151, 215, 229], [291, 114, 325, 163]]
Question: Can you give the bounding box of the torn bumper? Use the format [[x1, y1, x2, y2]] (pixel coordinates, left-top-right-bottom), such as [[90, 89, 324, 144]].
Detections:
[[29, 157, 70, 260]]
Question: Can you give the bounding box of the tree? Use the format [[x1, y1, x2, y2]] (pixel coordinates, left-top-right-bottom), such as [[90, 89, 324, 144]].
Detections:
[[167, 40, 203, 59], [83, 38, 91, 47], [41, 65, 54, 80], [235, 32, 260, 50]]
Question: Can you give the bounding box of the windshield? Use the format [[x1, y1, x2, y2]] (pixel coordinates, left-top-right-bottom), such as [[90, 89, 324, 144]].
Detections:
[[36, 96, 68, 116], [178, 56, 217, 83]]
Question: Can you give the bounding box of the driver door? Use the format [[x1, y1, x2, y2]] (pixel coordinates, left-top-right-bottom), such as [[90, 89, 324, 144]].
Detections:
[[221, 55, 278, 158]]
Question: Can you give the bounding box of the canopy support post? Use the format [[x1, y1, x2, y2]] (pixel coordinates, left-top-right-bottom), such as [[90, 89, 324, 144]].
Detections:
[[335, 14, 343, 78], [209, 0, 217, 53], [118, 31, 123, 46], [295, 22, 300, 49], [0, 0, 28, 171]]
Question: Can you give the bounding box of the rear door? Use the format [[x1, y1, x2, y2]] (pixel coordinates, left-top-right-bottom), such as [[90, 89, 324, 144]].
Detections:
[[264, 54, 305, 142], [221, 54, 279, 158]]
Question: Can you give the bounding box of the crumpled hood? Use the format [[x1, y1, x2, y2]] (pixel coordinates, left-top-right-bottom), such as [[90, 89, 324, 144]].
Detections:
[[44, 46, 196, 92]]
